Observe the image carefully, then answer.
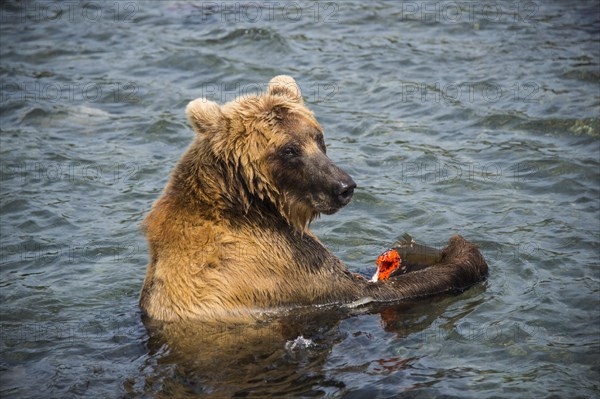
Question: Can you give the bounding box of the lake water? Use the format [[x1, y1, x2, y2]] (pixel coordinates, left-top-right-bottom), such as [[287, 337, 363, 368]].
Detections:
[[1, 1, 598, 397]]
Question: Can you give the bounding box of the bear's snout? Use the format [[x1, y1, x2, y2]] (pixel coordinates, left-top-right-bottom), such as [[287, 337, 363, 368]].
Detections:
[[335, 178, 356, 206]]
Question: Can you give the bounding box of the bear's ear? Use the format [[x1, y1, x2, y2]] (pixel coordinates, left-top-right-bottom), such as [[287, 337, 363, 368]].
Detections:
[[267, 75, 303, 104], [185, 98, 225, 135]]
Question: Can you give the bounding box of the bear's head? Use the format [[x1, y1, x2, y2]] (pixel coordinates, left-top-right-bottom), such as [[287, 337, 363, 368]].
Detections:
[[185, 75, 356, 231]]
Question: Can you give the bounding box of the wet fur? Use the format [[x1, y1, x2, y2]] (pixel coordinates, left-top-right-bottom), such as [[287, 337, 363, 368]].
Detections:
[[139, 76, 488, 322]]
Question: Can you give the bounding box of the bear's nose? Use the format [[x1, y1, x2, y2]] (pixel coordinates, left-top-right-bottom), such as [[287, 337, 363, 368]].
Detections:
[[336, 179, 356, 205]]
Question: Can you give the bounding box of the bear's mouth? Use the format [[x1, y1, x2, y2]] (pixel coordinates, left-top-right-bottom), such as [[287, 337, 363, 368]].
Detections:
[[309, 175, 356, 215], [319, 206, 341, 215], [310, 193, 353, 215]]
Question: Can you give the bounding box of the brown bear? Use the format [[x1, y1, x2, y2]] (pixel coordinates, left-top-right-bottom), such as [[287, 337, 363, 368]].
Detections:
[[139, 75, 488, 322]]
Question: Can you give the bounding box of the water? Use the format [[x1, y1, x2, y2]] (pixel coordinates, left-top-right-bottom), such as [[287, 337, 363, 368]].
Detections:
[[1, 0, 598, 397]]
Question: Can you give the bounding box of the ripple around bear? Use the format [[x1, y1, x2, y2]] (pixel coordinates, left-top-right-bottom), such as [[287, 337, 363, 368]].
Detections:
[[139, 75, 488, 322]]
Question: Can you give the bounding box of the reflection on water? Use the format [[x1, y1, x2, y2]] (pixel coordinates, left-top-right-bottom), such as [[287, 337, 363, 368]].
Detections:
[[136, 295, 461, 397]]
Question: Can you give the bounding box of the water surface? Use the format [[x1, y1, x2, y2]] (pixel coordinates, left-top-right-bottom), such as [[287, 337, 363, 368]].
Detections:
[[1, 1, 598, 397]]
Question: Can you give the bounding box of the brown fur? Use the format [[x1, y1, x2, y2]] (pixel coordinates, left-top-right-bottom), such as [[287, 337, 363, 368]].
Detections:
[[139, 76, 488, 322]]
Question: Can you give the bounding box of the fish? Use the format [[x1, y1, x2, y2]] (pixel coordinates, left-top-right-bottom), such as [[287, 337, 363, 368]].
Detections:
[[370, 234, 443, 282]]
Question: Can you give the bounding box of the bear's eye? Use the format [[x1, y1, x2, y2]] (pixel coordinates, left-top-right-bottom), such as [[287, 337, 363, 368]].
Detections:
[[280, 144, 301, 159], [316, 135, 326, 153]]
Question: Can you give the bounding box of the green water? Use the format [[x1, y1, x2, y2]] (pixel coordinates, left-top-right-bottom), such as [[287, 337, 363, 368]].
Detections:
[[1, 1, 598, 397]]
